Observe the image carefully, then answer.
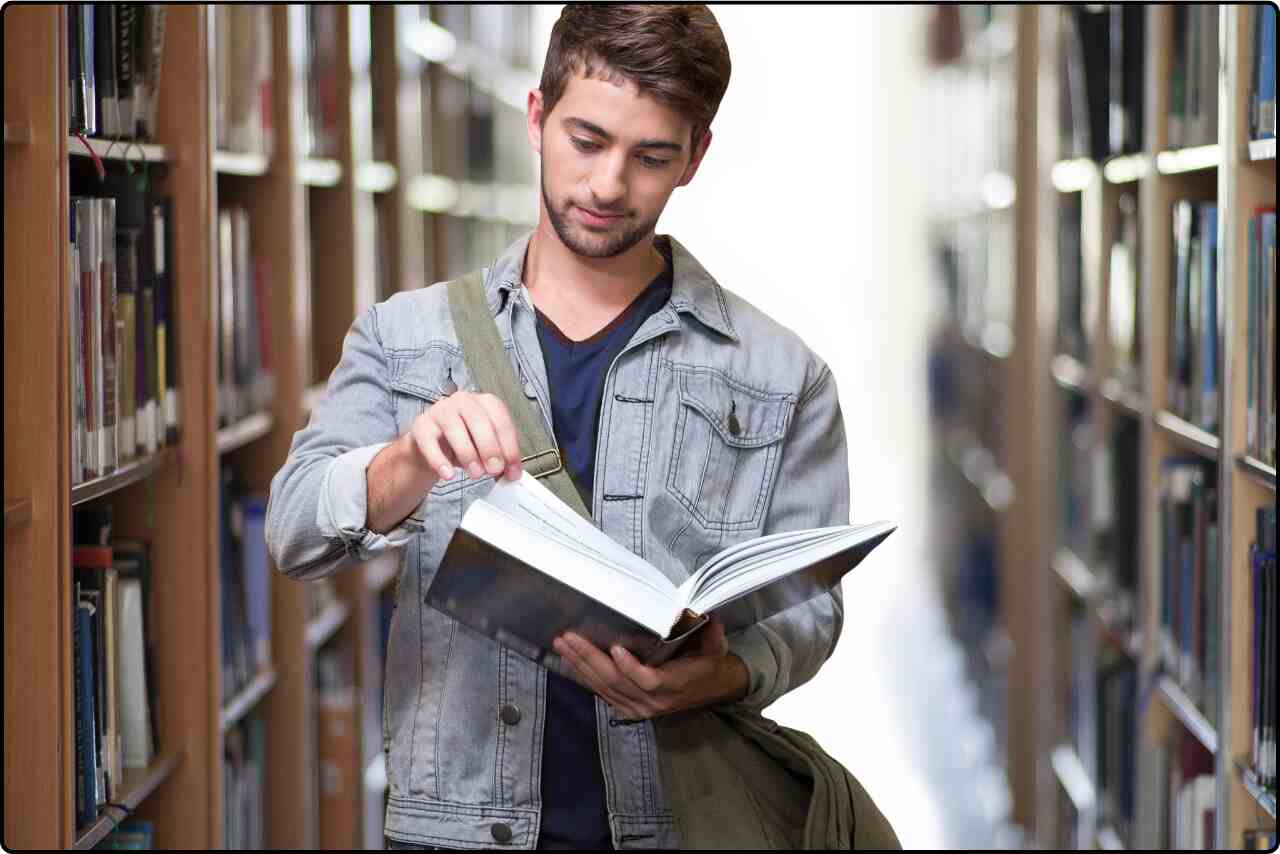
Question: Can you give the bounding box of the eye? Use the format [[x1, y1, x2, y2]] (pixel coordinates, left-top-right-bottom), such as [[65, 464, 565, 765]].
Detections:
[[570, 137, 601, 152], [638, 155, 671, 169]]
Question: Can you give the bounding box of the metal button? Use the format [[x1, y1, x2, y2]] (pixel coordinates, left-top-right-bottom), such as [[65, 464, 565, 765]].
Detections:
[[441, 377, 457, 395], [500, 703, 521, 725], [490, 822, 513, 843], [523, 381, 537, 399]]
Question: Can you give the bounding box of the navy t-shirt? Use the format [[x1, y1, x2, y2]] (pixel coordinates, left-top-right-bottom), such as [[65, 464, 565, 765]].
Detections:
[[533, 249, 674, 850]]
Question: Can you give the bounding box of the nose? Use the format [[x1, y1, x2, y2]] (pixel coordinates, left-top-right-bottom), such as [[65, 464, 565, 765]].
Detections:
[[587, 149, 627, 211]]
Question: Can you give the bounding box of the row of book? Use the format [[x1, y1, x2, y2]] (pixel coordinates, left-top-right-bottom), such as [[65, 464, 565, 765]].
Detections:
[[1167, 4, 1218, 151], [1167, 199, 1219, 434], [303, 7, 344, 160], [72, 508, 158, 831], [213, 5, 273, 157], [1249, 4, 1276, 142], [1094, 649, 1137, 843], [67, 4, 167, 141], [216, 205, 276, 427], [223, 715, 266, 850], [1108, 193, 1142, 392], [69, 188, 178, 484], [1157, 458, 1220, 728], [1147, 729, 1216, 849], [1249, 506, 1276, 791], [219, 466, 271, 703], [1245, 208, 1276, 465]]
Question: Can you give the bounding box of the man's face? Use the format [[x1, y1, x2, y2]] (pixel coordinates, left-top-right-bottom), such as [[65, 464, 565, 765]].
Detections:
[[528, 69, 711, 259]]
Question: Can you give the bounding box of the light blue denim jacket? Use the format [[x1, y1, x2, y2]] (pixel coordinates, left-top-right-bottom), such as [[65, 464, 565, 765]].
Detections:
[[266, 232, 850, 849]]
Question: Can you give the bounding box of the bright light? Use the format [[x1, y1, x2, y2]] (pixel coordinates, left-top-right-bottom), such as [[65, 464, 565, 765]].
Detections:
[[405, 20, 458, 64]]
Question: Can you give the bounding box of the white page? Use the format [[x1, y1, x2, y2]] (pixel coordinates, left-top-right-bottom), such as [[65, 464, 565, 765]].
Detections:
[[462, 499, 678, 635], [679, 526, 850, 601]]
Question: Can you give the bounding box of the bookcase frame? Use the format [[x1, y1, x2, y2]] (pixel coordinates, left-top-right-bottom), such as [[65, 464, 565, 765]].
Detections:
[[1033, 5, 1276, 849], [2, 4, 541, 848]]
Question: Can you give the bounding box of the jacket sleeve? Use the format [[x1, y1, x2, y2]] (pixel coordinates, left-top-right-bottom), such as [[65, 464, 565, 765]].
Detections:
[[266, 305, 423, 582], [724, 362, 848, 712]]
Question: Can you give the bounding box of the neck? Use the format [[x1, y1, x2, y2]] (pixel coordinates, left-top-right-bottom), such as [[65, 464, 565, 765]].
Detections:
[[523, 216, 666, 314]]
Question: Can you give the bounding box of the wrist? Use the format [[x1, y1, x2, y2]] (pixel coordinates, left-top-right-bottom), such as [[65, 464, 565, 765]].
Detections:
[[716, 652, 750, 706]]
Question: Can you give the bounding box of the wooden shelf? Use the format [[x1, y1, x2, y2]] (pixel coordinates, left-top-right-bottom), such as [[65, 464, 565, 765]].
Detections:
[[1050, 744, 1096, 813], [4, 121, 31, 144], [1155, 144, 1221, 175], [1099, 378, 1146, 420], [1236, 455, 1277, 491], [1050, 353, 1093, 394], [1097, 825, 1126, 850], [71, 447, 178, 506], [213, 150, 270, 176], [5, 498, 32, 530], [1102, 153, 1150, 184], [68, 135, 169, 163], [945, 429, 1015, 513], [1051, 158, 1097, 193], [220, 668, 278, 733], [355, 160, 398, 194], [1051, 548, 1099, 600], [72, 751, 183, 850], [216, 412, 275, 456], [1235, 761, 1277, 819], [1152, 410, 1220, 460], [1246, 138, 1276, 162], [305, 599, 350, 651], [299, 157, 343, 187], [1154, 675, 1218, 755]]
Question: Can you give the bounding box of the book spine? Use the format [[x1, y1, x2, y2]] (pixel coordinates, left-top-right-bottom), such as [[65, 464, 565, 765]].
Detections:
[[116, 230, 139, 463], [99, 197, 118, 475], [159, 198, 178, 444], [1259, 4, 1276, 139], [143, 6, 166, 139], [1199, 203, 1218, 433], [1248, 215, 1258, 455], [70, 219, 85, 486], [93, 4, 117, 137], [218, 208, 234, 424], [74, 598, 96, 828], [115, 2, 135, 138], [80, 198, 102, 479]]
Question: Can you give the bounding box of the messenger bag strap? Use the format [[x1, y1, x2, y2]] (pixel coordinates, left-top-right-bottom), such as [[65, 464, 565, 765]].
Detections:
[[445, 270, 592, 521]]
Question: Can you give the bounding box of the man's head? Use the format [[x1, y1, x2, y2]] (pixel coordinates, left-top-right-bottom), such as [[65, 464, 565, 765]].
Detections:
[[527, 4, 731, 259]]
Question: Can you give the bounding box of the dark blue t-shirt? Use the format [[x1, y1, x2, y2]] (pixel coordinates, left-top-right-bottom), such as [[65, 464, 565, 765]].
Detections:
[[533, 250, 673, 850]]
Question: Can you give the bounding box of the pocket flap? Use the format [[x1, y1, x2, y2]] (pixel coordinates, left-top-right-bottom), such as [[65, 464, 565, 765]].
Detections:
[[389, 345, 465, 402], [675, 370, 793, 448]]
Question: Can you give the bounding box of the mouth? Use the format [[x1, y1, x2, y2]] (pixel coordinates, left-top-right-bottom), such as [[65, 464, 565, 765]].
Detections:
[[575, 205, 625, 227]]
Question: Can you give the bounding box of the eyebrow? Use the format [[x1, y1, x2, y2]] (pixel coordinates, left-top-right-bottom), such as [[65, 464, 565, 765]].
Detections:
[[563, 116, 684, 154]]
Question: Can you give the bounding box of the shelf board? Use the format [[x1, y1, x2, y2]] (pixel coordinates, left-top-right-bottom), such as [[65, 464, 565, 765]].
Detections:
[[220, 668, 278, 732], [1236, 760, 1277, 819], [68, 135, 169, 163], [1050, 744, 1096, 813], [1154, 674, 1218, 754], [299, 157, 343, 187], [216, 411, 275, 456], [5, 498, 32, 530], [355, 160, 398, 194], [945, 429, 1015, 513], [1099, 378, 1146, 420], [302, 383, 326, 414], [71, 447, 178, 506], [213, 150, 270, 176], [1153, 410, 1220, 460], [72, 750, 183, 850], [1155, 144, 1221, 175], [366, 551, 400, 593], [1102, 153, 1150, 184], [1051, 158, 1097, 193], [1097, 825, 1126, 850], [1050, 353, 1093, 394], [1052, 548, 1099, 600], [1246, 138, 1276, 162], [4, 121, 31, 144], [1236, 455, 1277, 491], [305, 599, 350, 651]]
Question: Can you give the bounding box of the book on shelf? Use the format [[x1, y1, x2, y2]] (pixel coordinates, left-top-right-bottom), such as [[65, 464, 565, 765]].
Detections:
[[222, 715, 266, 850], [1095, 647, 1137, 840], [68, 4, 96, 135], [1152, 730, 1216, 849], [424, 471, 895, 670], [303, 6, 343, 159], [97, 820, 155, 850], [70, 4, 166, 141], [1092, 415, 1141, 614], [219, 466, 273, 701], [1169, 4, 1219, 149], [1060, 5, 1110, 161], [73, 588, 100, 829], [216, 205, 276, 427], [1107, 4, 1144, 156], [316, 647, 359, 848], [1251, 506, 1277, 790], [1168, 199, 1220, 433], [1057, 192, 1087, 363], [1108, 191, 1142, 393], [213, 4, 273, 157], [1246, 208, 1276, 465], [1252, 3, 1277, 142]]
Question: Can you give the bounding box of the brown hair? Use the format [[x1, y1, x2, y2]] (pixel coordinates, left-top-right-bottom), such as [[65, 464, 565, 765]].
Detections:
[[538, 4, 732, 151]]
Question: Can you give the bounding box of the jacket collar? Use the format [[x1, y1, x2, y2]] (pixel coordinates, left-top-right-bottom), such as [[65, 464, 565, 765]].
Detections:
[[484, 230, 739, 342]]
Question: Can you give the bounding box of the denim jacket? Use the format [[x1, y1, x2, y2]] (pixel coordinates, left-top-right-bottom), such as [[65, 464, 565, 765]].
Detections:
[[265, 232, 850, 849]]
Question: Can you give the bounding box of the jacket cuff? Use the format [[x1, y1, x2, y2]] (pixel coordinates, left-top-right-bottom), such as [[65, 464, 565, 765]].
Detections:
[[317, 442, 422, 559], [724, 626, 778, 711]]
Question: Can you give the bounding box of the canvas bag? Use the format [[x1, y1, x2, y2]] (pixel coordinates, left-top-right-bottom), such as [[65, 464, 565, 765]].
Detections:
[[445, 271, 900, 849]]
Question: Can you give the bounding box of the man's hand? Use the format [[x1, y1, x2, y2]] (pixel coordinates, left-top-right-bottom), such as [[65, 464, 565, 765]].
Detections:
[[408, 391, 524, 483], [552, 616, 750, 721]]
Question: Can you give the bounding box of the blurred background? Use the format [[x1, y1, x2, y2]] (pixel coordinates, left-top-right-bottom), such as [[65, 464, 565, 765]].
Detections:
[[3, 3, 1276, 850]]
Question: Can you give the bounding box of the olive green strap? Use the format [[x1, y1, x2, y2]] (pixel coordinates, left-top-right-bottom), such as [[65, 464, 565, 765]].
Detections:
[[445, 271, 592, 521]]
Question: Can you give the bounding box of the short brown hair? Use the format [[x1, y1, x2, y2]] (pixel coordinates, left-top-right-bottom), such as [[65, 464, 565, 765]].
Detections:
[[538, 4, 732, 151]]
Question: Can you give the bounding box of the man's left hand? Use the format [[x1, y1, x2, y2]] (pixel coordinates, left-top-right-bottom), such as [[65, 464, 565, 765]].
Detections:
[[552, 616, 749, 721]]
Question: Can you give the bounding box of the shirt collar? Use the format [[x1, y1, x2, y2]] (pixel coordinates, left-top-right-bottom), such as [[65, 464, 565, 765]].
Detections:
[[483, 231, 739, 342]]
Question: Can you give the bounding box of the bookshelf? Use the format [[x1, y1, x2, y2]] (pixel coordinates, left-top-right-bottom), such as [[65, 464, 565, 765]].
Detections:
[[3, 4, 551, 848], [1028, 4, 1277, 849]]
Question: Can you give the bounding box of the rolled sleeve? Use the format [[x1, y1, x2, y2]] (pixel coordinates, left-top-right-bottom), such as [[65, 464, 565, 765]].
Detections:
[[724, 362, 849, 712], [317, 442, 423, 560]]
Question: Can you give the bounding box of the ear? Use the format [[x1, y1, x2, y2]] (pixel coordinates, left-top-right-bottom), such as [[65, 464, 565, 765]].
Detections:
[[527, 90, 546, 155], [676, 127, 712, 188]]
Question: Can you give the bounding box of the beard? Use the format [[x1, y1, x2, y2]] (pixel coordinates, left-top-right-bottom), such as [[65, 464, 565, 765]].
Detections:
[[541, 162, 659, 259]]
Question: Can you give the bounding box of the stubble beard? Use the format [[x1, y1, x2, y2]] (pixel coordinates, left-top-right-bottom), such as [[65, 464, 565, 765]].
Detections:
[[541, 163, 658, 259]]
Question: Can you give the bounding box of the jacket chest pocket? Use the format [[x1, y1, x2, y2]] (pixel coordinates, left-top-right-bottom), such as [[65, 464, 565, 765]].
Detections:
[[665, 367, 795, 531], [388, 345, 485, 497]]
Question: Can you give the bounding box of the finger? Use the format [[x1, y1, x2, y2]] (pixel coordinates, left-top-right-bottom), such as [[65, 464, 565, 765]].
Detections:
[[609, 645, 664, 693], [433, 406, 484, 477], [472, 394, 524, 480], [410, 419, 458, 481], [453, 395, 508, 478], [559, 634, 650, 707], [695, 616, 728, 658]]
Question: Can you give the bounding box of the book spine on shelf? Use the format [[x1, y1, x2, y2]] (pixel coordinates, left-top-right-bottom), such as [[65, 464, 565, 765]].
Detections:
[[70, 208, 86, 486], [115, 3, 136, 140], [76, 198, 101, 480], [115, 229, 140, 463], [1197, 203, 1218, 434], [1257, 4, 1276, 140], [74, 595, 97, 828], [68, 4, 97, 135], [98, 197, 118, 475], [1248, 214, 1258, 456], [217, 208, 234, 425], [94, 4, 117, 137]]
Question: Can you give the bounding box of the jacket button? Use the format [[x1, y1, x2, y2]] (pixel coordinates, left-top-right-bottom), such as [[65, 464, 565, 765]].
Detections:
[[523, 381, 537, 399], [500, 703, 521, 725], [490, 822, 513, 843]]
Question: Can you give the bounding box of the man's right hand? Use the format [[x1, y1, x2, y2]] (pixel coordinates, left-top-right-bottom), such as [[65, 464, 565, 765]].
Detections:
[[406, 391, 525, 484]]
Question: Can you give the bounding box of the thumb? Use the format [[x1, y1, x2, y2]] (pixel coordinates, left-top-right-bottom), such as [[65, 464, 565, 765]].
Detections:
[[698, 616, 728, 657]]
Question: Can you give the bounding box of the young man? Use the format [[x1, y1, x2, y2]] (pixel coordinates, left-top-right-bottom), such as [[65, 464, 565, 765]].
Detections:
[[267, 5, 849, 849]]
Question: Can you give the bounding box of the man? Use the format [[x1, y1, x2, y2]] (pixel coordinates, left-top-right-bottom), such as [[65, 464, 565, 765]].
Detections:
[[267, 5, 848, 849]]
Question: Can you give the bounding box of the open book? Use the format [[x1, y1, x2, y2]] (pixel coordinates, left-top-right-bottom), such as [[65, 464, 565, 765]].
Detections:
[[425, 472, 896, 668]]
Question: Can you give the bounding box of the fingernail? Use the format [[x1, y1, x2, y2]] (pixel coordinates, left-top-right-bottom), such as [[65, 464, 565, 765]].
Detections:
[[507, 464, 522, 481], [439, 464, 454, 480], [486, 456, 503, 474], [468, 461, 484, 478]]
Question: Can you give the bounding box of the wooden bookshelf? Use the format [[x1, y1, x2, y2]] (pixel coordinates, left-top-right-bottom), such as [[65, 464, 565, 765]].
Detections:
[[5, 498, 32, 530], [71, 751, 183, 850], [220, 669, 278, 733], [304, 598, 350, 651], [68, 135, 170, 163], [213, 150, 270, 177], [215, 412, 275, 456], [1022, 5, 1278, 849]]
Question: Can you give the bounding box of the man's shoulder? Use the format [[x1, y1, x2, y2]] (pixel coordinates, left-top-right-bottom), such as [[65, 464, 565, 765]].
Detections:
[[710, 283, 831, 394], [369, 280, 459, 351]]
